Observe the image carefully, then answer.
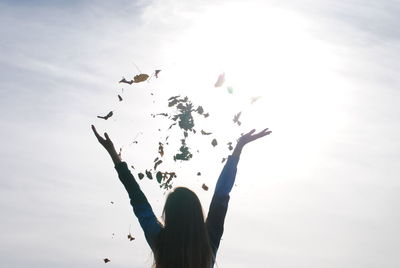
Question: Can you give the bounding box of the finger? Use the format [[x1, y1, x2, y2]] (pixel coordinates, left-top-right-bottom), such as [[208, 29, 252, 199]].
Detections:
[[104, 132, 110, 141], [91, 125, 102, 139], [245, 129, 256, 136]]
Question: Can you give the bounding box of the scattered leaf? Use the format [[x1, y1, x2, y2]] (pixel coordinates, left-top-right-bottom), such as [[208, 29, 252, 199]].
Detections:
[[145, 170, 153, 180], [214, 73, 225, 87], [211, 138, 218, 147], [138, 173, 144, 180], [97, 111, 113, 120], [103, 258, 110, 263], [133, 73, 149, 83], [227, 142, 233, 151], [233, 112, 242, 126], [127, 233, 135, 241], [155, 69, 161, 78], [110, 201, 114, 204], [202, 183, 209, 191], [156, 171, 162, 183], [227, 86, 234, 94], [158, 142, 164, 157], [203, 113, 210, 118], [118, 94, 123, 101], [196, 106, 204, 115], [119, 77, 133, 84], [250, 96, 262, 104], [221, 157, 227, 163], [154, 159, 163, 170], [197, 172, 201, 176], [201, 130, 212, 135], [131, 165, 135, 169]]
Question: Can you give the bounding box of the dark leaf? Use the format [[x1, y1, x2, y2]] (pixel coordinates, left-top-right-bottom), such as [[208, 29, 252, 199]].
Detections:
[[211, 138, 218, 147], [156, 171, 162, 183], [203, 113, 210, 118], [138, 173, 144, 180], [127, 233, 135, 241], [118, 94, 123, 101], [197, 172, 201, 176], [184, 131, 188, 138], [131, 165, 135, 169], [97, 111, 113, 120], [155, 69, 161, 78], [103, 258, 111, 263], [221, 157, 227, 163], [154, 159, 163, 170], [158, 142, 164, 157], [145, 170, 153, 180], [110, 201, 114, 204], [119, 77, 133, 84], [154, 157, 159, 162], [227, 142, 233, 151], [202, 183, 209, 191]]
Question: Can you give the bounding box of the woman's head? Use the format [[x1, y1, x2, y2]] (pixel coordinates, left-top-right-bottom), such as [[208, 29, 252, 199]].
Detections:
[[154, 187, 212, 268]]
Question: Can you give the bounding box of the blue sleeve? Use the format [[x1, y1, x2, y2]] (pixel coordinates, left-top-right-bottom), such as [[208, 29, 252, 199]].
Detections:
[[206, 155, 240, 257], [114, 162, 162, 250]]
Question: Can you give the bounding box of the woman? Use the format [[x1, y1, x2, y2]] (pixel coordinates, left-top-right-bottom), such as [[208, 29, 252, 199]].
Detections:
[[92, 125, 271, 268]]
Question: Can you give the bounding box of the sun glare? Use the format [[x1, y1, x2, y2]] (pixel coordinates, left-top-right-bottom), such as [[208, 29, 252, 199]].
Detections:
[[157, 2, 353, 182]]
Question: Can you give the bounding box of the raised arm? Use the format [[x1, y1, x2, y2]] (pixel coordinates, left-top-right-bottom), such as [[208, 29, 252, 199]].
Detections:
[[91, 125, 161, 250], [206, 128, 272, 256]]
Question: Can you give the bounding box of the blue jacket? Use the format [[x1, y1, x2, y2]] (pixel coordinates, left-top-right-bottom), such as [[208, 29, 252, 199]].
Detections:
[[114, 155, 240, 267]]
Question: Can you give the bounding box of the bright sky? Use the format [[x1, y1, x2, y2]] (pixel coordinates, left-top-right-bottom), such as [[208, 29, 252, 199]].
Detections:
[[1, 0, 400, 267]]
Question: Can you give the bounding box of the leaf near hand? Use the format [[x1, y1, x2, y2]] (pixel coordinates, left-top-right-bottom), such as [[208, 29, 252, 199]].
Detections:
[[103, 258, 111, 263], [118, 94, 123, 101], [158, 142, 164, 157], [201, 130, 212, 135], [138, 173, 144, 180], [97, 111, 113, 120], [156, 171, 163, 183]]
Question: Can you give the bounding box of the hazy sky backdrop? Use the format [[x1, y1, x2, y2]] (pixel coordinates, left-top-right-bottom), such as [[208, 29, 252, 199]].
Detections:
[[1, 0, 399, 267]]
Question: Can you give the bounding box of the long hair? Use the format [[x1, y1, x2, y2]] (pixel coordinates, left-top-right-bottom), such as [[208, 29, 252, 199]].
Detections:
[[153, 187, 212, 268]]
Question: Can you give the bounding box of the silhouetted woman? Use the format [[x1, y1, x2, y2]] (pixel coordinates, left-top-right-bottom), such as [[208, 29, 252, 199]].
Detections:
[[92, 125, 271, 268]]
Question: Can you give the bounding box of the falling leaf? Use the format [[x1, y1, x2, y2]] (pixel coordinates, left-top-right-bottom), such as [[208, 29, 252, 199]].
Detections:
[[154, 159, 163, 170], [118, 94, 123, 101], [197, 172, 201, 176], [155, 69, 161, 78], [97, 111, 113, 120], [201, 130, 212, 135], [227, 86, 234, 94], [110, 201, 114, 204], [214, 73, 225, 87], [158, 142, 164, 157], [196, 106, 204, 115], [127, 233, 135, 241], [233, 112, 242, 126], [145, 170, 153, 180], [203, 113, 210, 118], [133, 73, 149, 83], [174, 140, 193, 161], [156, 171, 162, 183], [131, 165, 135, 169], [227, 142, 233, 151], [119, 77, 133, 84], [103, 258, 111, 263], [250, 96, 262, 104], [138, 173, 144, 180], [184, 131, 188, 138], [202, 183, 209, 191], [221, 157, 227, 163], [211, 138, 218, 147]]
